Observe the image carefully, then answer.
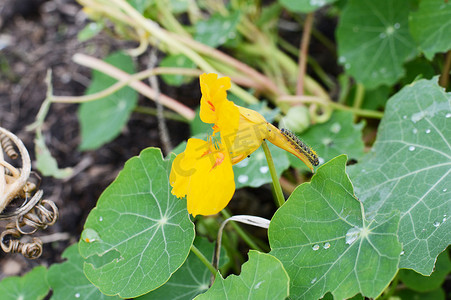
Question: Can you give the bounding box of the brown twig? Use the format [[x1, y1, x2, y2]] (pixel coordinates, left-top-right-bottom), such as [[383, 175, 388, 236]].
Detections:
[[439, 50, 451, 88], [296, 13, 314, 96], [72, 53, 196, 120]]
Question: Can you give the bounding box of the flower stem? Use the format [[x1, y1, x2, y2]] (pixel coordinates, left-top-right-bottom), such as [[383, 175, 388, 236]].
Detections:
[[262, 141, 285, 207], [190, 244, 217, 276], [439, 50, 451, 88], [221, 209, 263, 252]]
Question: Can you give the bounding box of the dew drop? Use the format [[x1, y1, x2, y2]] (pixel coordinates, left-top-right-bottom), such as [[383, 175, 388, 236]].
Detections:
[[386, 26, 394, 35], [345, 63, 351, 70], [394, 23, 400, 29], [99, 216, 103, 222], [408, 146, 415, 151], [425, 129, 431, 134], [345, 227, 360, 245], [238, 175, 248, 183], [222, 21, 231, 29], [443, 217, 447, 223], [433, 221, 440, 228], [443, 188, 448, 192], [254, 281, 264, 289], [323, 242, 331, 249], [256, 152, 265, 160], [379, 32, 386, 39], [446, 113, 451, 118], [118, 100, 126, 110], [403, 115, 407, 119], [312, 244, 320, 251], [259, 166, 269, 174], [237, 159, 249, 168], [318, 157, 325, 165], [311, 277, 317, 284], [412, 128, 418, 134], [400, 251, 405, 255], [339, 56, 346, 63], [228, 32, 236, 39], [75, 293, 80, 298], [330, 122, 341, 133]]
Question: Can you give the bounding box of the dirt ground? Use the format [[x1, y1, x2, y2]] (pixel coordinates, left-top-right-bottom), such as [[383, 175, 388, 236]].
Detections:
[[0, 0, 196, 278]]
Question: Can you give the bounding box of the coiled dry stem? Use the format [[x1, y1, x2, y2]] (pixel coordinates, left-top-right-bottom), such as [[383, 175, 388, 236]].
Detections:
[[0, 127, 58, 259]]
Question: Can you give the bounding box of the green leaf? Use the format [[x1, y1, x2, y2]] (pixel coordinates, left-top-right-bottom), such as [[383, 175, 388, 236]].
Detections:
[[194, 12, 241, 48], [409, 0, 451, 60], [194, 251, 289, 300], [348, 77, 451, 275], [78, 51, 138, 150], [278, 0, 337, 13], [398, 249, 451, 292], [35, 132, 73, 179], [269, 155, 402, 300], [288, 111, 364, 170], [48, 244, 120, 300], [395, 287, 446, 300], [79, 147, 195, 298], [336, 0, 417, 88], [160, 54, 196, 86], [400, 57, 436, 86], [137, 237, 228, 300], [234, 142, 290, 189], [0, 266, 49, 300], [77, 22, 104, 42]]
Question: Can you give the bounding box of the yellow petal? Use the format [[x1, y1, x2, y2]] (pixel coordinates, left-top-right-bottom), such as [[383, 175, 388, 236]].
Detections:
[[170, 138, 235, 217], [199, 73, 231, 124]]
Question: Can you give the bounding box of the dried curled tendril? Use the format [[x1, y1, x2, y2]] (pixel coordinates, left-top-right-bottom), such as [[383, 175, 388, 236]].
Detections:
[[0, 127, 58, 259]]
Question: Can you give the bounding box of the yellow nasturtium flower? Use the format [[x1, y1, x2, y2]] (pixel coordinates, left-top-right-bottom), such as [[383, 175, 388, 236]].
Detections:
[[170, 73, 317, 217]]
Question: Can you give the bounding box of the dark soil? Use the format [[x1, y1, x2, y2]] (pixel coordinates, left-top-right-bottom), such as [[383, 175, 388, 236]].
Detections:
[[0, 0, 194, 278]]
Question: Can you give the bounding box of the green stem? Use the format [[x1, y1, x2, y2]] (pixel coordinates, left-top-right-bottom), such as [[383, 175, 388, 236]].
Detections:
[[279, 95, 384, 119], [353, 83, 365, 121], [191, 244, 217, 276], [221, 209, 263, 252], [262, 141, 285, 207]]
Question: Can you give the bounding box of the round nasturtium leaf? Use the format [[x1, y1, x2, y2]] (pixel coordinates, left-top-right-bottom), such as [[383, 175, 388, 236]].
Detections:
[[409, 0, 451, 60], [0, 266, 49, 300], [195, 251, 289, 300], [48, 244, 119, 299], [348, 77, 451, 275], [137, 237, 229, 300], [78, 148, 195, 298], [269, 155, 402, 300], [278, 0, 337, 13], [336, 0, 417, 89]]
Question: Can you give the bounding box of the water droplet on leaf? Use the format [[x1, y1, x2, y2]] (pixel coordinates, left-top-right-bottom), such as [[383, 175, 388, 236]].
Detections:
[[345, 227, 360, 245], [323, 242, 331, 249], [408, 146, 415, 151], [312, 244, 320, 251], [238, 175, 248, 183], [259, 166, 269, 174]]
